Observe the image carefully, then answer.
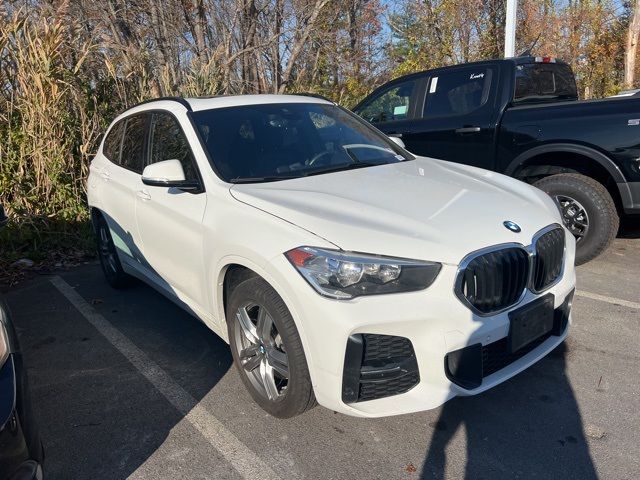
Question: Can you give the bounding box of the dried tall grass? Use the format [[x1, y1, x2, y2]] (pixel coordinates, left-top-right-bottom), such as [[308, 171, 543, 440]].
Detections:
[[0, 12, 99, 219], [0, 9, 227, 265], [0, 11, 101, 263]]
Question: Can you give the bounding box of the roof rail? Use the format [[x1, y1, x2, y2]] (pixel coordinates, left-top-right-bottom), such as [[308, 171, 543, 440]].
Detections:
[[131, 96, 193, 112]]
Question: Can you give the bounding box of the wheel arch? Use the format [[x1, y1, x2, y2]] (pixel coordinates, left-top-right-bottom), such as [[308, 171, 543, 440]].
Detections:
[[213, 258, 317, 385], [506, 143, 625, 210], [214, 257, 300, 328], [221, 264, 259, 320], [505, 143, 625, 182]]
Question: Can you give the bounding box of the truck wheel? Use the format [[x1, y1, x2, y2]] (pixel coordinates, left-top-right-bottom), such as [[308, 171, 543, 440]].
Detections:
[[226, 276, 316, 418], [534, 173, 618, 265]]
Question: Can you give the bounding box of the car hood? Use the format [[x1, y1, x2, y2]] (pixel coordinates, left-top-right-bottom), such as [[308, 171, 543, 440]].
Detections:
[[229, 158, 562, 265]]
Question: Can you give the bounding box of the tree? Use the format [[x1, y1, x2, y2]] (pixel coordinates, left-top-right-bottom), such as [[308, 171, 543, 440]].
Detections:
[[625, 0, 640, 88]]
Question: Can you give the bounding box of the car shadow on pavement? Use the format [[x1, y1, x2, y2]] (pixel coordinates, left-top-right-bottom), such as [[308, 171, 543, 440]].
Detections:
[[5, 211, 238, 479], [618, 215, 640, 239], [420, 341, 598, 479], [7, 272, 235, 479]]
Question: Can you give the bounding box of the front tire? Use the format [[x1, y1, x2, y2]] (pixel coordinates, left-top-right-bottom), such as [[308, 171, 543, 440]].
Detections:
[[534, 173, 619, 265], [226, 276, 315, 418]]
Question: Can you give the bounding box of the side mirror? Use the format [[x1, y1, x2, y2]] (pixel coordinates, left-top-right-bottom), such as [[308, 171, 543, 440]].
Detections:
[[142, 160, 200, 191], [375, 112, 387, 123], [388, 135, 406, 149]]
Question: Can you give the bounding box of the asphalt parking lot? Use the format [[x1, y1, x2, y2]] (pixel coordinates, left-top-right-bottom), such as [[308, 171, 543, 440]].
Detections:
[[5, 221, 640, 480]]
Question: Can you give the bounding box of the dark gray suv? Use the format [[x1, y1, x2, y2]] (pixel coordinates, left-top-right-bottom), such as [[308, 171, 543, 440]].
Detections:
[[0, 204, 44, 480]]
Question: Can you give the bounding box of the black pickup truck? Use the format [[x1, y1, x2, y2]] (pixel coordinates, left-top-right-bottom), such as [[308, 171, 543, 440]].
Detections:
[[353, 56, 640, 264]]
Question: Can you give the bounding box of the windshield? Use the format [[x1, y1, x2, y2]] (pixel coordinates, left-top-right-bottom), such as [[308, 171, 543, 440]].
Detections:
[[191, 103, 411, 183], [513, 63, 578, 103]]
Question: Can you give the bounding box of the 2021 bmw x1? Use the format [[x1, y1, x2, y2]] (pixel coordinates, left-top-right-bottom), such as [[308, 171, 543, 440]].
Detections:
[[87, 95, 576, 418]]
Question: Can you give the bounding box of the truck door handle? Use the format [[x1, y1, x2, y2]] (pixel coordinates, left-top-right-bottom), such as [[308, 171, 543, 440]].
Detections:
[[136, 190, 151, 201], [100, 171, 111, 181], [388, 132, 404, 138], [455, 126, 481, 134]]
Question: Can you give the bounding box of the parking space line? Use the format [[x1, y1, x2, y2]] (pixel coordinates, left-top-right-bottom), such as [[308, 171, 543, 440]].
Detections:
[[50, 276, 281, 480], [576, 290, 640, 310]]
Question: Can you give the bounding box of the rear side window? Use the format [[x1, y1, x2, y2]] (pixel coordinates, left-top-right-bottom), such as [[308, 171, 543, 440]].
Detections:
[[423, 68, 492, 118], [514, 63, 578, 103], [356, 79, 416, 124], [103, 120, 125, 163], [120, 114, 148, 173], [149, 113, 198, 182]]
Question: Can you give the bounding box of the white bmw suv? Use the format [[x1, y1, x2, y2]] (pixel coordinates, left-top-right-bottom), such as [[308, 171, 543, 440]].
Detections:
[[88, 95, 576, 418]]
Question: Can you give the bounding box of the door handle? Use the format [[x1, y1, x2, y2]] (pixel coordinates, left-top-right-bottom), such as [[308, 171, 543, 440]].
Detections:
[[388, 132, 404, 138], [100, 171, 111, 181], [455, 126, 481, 134], [136, 190, 151, 201]]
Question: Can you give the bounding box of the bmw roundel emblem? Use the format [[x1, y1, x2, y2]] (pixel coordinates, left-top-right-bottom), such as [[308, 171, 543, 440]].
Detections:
[[503, 220, 521, 233]]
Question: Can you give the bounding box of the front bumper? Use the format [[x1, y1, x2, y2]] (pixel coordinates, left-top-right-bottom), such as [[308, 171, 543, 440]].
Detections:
[[267, 235, 577, 418], [0, 356, 44, 480]]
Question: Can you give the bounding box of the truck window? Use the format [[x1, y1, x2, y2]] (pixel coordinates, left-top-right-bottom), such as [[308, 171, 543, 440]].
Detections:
[[423, 68, 492, 118], [355, 79, 416, 124], [514, 63, 577, 103]]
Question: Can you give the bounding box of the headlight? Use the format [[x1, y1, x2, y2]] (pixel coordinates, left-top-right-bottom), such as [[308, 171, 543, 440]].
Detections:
[[285, 247, 441, 299]]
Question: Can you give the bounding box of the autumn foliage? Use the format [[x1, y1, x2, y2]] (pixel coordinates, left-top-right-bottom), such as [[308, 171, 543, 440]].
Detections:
[[0, 0, 632, 264]]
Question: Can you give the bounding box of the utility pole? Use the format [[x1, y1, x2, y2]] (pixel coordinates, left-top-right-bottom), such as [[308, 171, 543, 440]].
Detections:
[[504, 0, 517, 57]]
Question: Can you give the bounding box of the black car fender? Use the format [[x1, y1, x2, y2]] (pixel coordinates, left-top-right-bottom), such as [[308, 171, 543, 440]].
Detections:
[[504, 143, 626, 182], [504, 143, 638, 210]]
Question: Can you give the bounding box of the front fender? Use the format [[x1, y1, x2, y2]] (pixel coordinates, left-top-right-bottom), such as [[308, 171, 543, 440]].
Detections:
[[211, 254, 321, 391]]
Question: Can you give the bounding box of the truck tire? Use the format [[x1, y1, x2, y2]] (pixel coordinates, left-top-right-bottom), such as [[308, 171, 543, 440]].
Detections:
[[534, 173, 618, 265]]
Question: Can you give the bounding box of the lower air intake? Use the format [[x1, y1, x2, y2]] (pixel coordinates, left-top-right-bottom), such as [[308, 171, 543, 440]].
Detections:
[[342, 334, 420, 403]]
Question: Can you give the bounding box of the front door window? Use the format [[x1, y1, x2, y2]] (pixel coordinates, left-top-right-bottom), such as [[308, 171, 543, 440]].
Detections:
[[356, 80, 417, 124]]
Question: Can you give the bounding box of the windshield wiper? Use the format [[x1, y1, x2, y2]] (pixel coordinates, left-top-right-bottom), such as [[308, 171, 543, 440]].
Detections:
[[301, 161, 381, 177], [230, 175, 299, 184], [230, 161, 385, 183]]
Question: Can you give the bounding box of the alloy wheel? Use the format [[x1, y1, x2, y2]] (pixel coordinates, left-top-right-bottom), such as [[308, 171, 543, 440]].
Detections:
[[233, 302, 289, 401], [554, 194, 589, 242]]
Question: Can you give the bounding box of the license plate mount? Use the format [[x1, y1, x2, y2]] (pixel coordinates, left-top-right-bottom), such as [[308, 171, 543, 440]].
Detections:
[[508, 294, 555, 353]]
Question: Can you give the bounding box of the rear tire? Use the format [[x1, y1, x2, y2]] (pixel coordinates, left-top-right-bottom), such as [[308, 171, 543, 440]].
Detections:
[[226, 276, 316, 418], [534, 173, 619, 265], [95, 215, 132, 289]]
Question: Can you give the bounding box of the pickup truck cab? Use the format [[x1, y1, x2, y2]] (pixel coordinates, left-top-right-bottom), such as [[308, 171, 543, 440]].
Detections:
[[354, 56, 640, 264]]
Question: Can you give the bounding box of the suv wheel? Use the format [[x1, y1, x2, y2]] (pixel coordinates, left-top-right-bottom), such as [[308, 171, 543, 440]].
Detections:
[[227, 276, 315, 418], [95, 215, 132, 288], [534, 173, 619, 265]]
